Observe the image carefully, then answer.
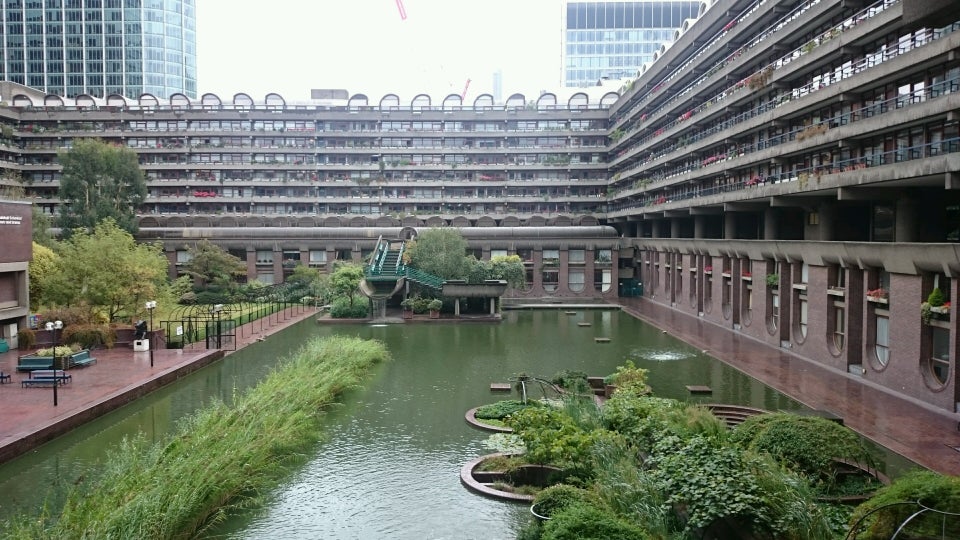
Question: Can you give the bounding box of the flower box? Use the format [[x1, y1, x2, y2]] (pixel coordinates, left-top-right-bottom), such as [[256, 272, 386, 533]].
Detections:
[[827, 287, 845, 297], [866, 296, 888, 305], [930, 305, 950, 315]]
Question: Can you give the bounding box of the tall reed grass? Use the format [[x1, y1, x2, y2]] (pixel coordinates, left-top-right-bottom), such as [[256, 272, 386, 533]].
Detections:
[[4, 335, 389, 539]]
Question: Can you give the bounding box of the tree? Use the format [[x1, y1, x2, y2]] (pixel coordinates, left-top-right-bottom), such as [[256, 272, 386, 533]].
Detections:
[[182, 240, 246, 289], [329, 262, 365, 307], [58, 138, 147, 237], [40, 219, 168, 322], [404, 227, 471, 280], [28, 241, 58, 310], [486, 254, 526, 289]]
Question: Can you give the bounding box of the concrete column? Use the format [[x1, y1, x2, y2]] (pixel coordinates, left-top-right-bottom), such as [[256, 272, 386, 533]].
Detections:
[[895, 197, 918, 242], [165, 249, 178, 281], [670, 219, 681, 239], [818, 202, 836, 241], [455, 298, 461, 317], [724, 212, 737, 239], [763, 208, 779, 240], [694, 216, 707, 239], [651, 220, 663, 239], [245, 248, 257, 283], [490, 297, 496, 315], [273, 249, 283, 283]]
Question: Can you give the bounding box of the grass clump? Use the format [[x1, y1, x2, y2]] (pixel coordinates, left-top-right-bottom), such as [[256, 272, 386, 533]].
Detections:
[[3, 335, 389, 539]]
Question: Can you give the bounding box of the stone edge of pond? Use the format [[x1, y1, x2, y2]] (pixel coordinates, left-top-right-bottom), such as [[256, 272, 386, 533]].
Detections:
[[459, 452, 535, 503], [464, 407, 513, 433]]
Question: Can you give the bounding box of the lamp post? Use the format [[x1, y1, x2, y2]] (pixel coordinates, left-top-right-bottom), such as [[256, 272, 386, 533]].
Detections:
[[145, 301, 157, 367], [44, 320, 62, 407]]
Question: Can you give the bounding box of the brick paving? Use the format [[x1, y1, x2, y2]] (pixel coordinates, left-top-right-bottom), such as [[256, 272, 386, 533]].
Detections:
[[0, 306, 317, 465], [619, 297, 960, 476]]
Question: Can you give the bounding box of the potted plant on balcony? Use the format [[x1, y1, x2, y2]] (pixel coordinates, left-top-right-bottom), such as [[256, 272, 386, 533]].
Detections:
[[428, 299, 443, 319], [766, 273, 779, 289], [866, 288, 888, 304], [921, 288, 948, 324]]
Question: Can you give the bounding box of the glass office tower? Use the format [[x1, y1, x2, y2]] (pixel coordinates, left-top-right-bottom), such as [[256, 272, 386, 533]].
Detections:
[[562, 0, 699, 87], [1, 0, 196, 99]]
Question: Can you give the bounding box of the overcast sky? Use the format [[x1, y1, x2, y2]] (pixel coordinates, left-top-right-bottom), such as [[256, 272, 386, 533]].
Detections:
[[195, 0, 562, 103]]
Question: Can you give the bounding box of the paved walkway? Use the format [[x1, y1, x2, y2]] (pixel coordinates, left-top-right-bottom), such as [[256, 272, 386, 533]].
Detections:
[[619, 297, 960, 476], [0, 306, 317, 465]]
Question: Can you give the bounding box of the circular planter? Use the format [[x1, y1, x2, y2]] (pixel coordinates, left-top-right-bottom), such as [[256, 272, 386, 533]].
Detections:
[[460, 452, 560, 503], [464, 407, 513, 432]]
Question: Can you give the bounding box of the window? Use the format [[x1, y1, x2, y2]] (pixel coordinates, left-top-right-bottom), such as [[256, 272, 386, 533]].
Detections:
[[568, 269, 585, 292], [490, 249, 508, 259], [799, 297, 808, 339], [772, 293, 780, 330], [875, 316, 890, 367], [257, 272, 274, 285], [542, 249, 560, 266], [595, 249, 612, 263], [594, 268, 612, 292], [800, 263, 809, 284], [176, 250, 192, 264], [931, 327, 950, 385], [568, 249, 585, 264], [833, 306, 845, 351], [543, 270, 559, 292], [309, 250, 327, 266], [255, 250, 273, 264]]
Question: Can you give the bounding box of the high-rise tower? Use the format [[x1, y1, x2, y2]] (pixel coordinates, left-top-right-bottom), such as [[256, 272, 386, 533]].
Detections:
[[0, 0, 196, 99], [561, 0, 698, 87]]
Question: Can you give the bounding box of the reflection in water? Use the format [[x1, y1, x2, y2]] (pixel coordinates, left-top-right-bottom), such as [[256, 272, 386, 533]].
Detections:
[[0, 311, 915, 539]]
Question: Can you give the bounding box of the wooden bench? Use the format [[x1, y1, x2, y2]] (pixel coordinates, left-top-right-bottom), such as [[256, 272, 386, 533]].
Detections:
[[66, 350, 97, 368], [16, 356, 53, 372], [27, 369, 72, 385]]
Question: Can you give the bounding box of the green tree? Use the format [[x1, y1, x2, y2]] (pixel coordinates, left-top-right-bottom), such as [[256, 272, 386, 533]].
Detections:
[[28, 241, 58, 310], [330, 262, 365, 307], [182, 240, 246, 289], [32, 205, 53, 246], [41, 219, 168, 322], [486, 254, 526, 288], [404, 227, 471, 280], [58, 138, 147, 236]]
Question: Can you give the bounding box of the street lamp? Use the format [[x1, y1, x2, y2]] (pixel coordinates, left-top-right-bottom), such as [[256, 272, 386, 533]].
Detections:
[[44, 320, 62, 407], [145, 301, 157, 367]]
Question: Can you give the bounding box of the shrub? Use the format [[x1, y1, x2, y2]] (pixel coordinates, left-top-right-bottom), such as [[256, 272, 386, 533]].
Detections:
[[928, 287, 945, 307], [730, 413, 874, 482], [34, 344, 79, 357], [602, 394, 726, 453], [604, 361, 649, 394], [193, 290, 232, 305], [533, 484, 594, 519], [551, 370, 589, 393], [62, 323, 117, 350], [17, 328, 35, 350], [475, 400, 544, 420], [541, 503, 650, 540], [427, 298, 443, 311], [329, 297, 368, 319], [849, 470, 960, 539], [37, 306, 99, 327]]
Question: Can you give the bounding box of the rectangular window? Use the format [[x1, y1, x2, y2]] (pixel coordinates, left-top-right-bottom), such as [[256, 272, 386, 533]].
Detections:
[[568, 269, 585, 292], [932, 327, 951, 384], [595, 249, 612, 263], [568, 249, 585, 264], [490, 249, 508, 259], [175, 250, 192, 264], [876, 316, 890, 366], [255, 250, 274, 264], [594, 268, 612, 292], [309, 250, 327, 265], [800, 297, 809, 338]]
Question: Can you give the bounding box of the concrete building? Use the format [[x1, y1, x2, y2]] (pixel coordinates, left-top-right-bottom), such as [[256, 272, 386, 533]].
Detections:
[[0, 0, 958, 414], [561, 0, 699, 87], [0, 0, 197, 99], [0, 200, 31, 349]]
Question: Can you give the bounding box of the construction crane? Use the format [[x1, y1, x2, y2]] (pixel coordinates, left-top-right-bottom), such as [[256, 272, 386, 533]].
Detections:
[[461, 78, 471, 100], [396, 0, 407, 20]]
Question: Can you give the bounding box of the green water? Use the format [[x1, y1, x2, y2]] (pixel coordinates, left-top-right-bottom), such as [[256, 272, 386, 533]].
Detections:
[[0, 309, 911, 539]]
